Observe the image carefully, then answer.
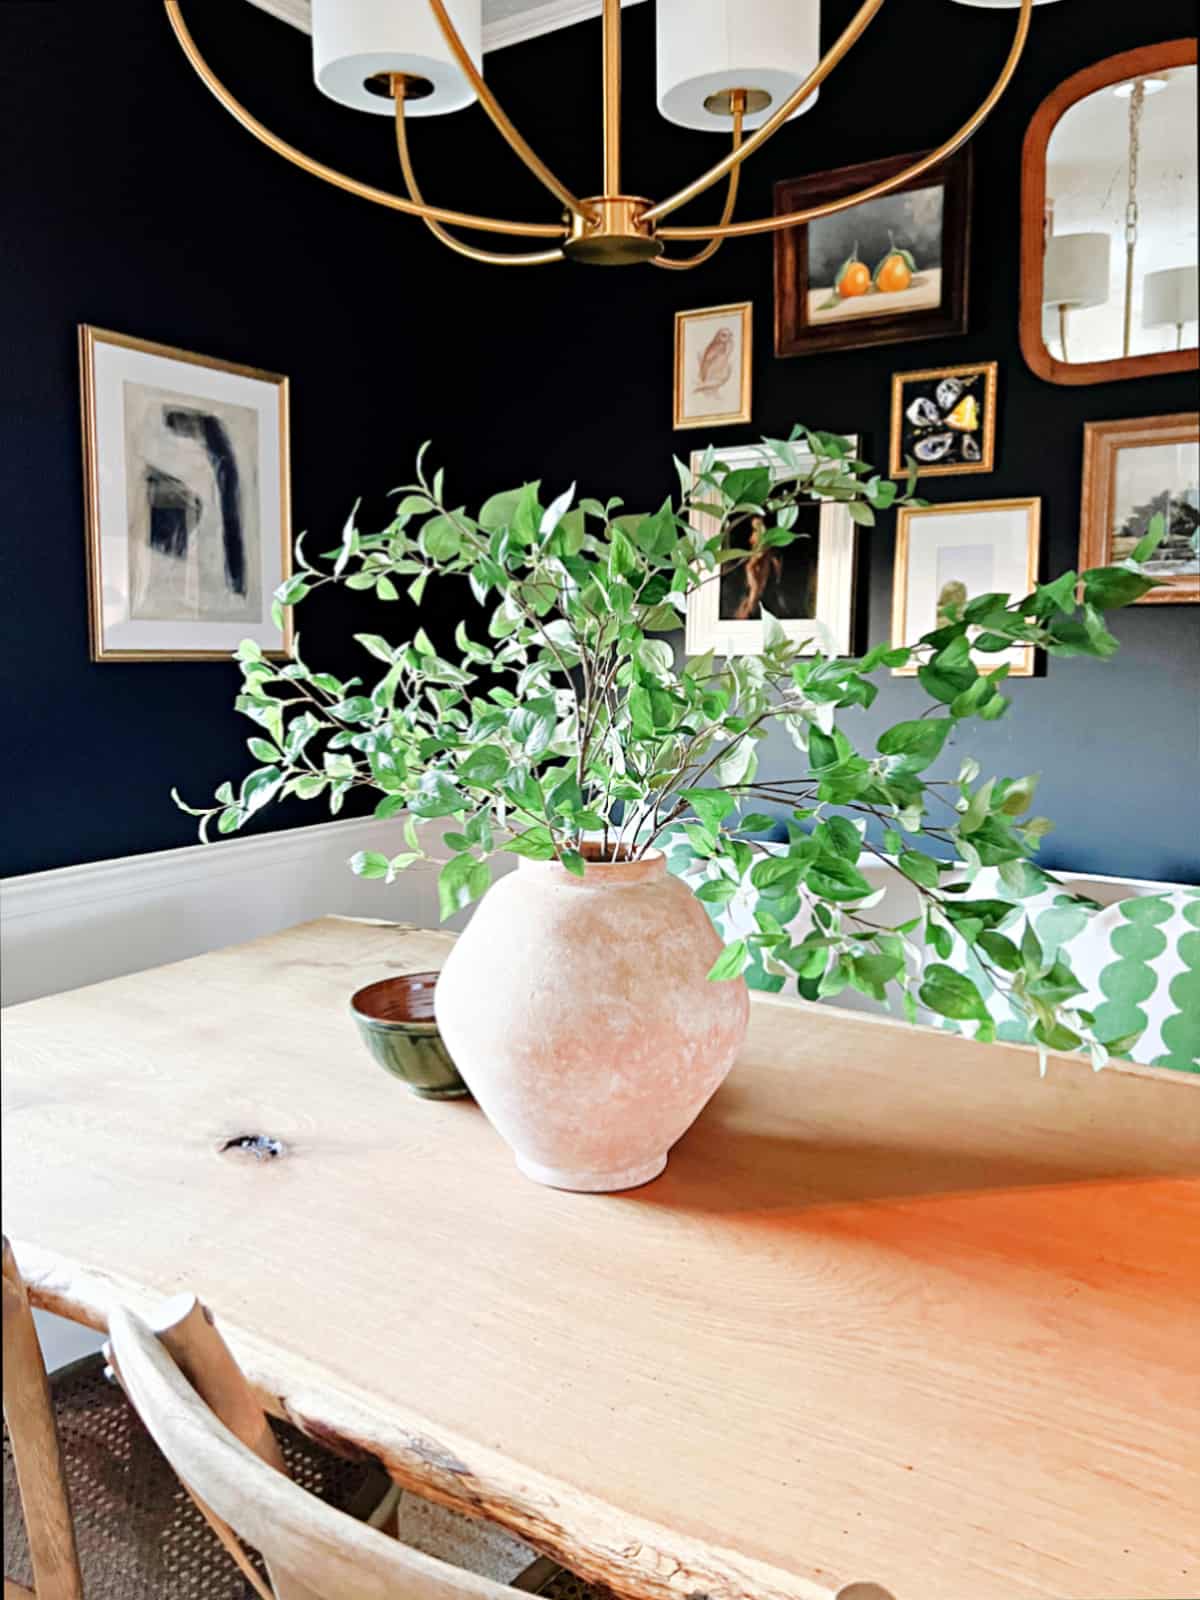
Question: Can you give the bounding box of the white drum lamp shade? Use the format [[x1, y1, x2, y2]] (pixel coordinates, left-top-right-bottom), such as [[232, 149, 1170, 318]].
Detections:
[[312, 0, 482, 117], [1043, 232, 1111, 310], [657, 0, 821, 132], [947, 0, 1062, 8], [1143, 266, 1200, 333]]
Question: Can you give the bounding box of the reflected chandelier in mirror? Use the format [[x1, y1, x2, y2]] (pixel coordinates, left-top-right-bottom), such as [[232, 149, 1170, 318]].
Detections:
[[1020, 39, 1199, 385]]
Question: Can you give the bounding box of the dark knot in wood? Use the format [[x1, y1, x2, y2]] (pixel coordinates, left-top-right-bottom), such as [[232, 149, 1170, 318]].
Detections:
[[218, 1134, 287, 1161]]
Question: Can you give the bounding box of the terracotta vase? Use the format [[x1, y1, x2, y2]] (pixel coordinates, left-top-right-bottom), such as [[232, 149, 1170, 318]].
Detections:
[[434, 850, 749, 1193]]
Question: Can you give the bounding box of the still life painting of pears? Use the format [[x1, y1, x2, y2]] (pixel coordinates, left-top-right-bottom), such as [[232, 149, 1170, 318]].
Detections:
[[809, 184, 943, 323]]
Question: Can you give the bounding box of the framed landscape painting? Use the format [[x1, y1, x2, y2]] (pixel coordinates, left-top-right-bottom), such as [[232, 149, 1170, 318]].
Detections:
[[1079, 414, 1199, 604], [774, 148, 971, 357], [891, 499, 1040, 678], [889, 361, 998, 478], [80, 325, 292, 661], [673, 303, 752, 430], [684, 440, 859, 657]]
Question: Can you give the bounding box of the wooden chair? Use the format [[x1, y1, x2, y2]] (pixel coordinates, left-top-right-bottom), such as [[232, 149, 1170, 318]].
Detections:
[[102, 1291, 612, 1600], [2, 1239, 390, 1600]]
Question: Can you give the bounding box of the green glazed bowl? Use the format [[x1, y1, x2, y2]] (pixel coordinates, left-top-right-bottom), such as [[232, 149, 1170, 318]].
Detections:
[[349, 972, 469, 1100]]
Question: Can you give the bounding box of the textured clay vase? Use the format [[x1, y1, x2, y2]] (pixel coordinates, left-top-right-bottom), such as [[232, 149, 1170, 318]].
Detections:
[[434, 849, 749, 1192]]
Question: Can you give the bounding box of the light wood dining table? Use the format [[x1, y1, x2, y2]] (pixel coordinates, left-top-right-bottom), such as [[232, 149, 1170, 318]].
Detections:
[[3, 916, 1198, 1600]]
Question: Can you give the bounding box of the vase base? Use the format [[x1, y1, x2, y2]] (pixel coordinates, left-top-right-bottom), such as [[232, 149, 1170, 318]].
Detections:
[[515, 1153, 668, 1193]]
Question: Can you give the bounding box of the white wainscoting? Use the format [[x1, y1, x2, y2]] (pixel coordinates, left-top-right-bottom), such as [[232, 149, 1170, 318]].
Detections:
[[0, 815, 456, 1008]]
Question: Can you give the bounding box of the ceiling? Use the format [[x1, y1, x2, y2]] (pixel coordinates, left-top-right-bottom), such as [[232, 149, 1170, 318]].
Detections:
[[245, 0, 646, 54]]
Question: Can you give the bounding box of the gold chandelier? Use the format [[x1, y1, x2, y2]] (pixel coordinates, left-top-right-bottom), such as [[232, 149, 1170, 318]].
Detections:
[[166, 0, 1034, 269]]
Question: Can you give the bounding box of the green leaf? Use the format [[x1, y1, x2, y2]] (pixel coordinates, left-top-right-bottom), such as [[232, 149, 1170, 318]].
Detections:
[[503, 827, 557, 861], [409, 772, 465, 818], [696, 877, 738, 904], [354, 633, 395, 664], [707, 939, 750, 981], [681, 787, 735, 836], [247, 738, 279, 763], [1082, 566, 1155, 610], [1130, 511, 1166, 564], [560, 849, 586, 878], [898, 850, 940, 889], [421, 515, 462, 561], [438, 853, 489, 920], [457, 745, 510, 786], [738, 813, 776, 834], [919, 964, 990, 1023], [877, 719, 953, 764], [350, 850, 390, 880], [608, 527, 638, 579], [978, 930, 1021, 972]]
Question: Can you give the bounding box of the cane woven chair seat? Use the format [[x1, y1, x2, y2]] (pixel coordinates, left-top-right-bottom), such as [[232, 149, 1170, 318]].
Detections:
[[2, 1351, 388, 1598], [3, 1351, 611, 1600]]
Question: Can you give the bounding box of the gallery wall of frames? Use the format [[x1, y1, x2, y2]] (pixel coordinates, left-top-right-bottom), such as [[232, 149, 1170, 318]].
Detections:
[[1, 0, 1197, 880]]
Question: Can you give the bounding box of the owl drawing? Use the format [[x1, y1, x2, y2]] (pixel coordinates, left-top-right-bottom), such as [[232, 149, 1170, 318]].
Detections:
[[694, 325, 734, 397]]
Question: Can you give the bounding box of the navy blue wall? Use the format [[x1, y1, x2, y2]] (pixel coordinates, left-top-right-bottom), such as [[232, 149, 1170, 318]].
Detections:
[[2, 0, 1197, 879]]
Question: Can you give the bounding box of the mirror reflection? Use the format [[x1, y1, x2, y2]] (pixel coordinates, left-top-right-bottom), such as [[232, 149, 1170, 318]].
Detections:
[[1042, 63, 1197, 364]]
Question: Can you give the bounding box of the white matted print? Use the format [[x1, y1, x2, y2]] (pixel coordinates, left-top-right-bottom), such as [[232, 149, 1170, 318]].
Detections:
[[891, 499, 1040, 677], [80, 326, 291, 660], [685, 440, 859, 657], [673, 303, 752, 430]]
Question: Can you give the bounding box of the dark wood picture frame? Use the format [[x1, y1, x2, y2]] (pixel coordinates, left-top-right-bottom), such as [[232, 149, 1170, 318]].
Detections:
[[1079, 413, 1199, 604], [1019, 39, 1199, 387], [774, 147, 972, 358]]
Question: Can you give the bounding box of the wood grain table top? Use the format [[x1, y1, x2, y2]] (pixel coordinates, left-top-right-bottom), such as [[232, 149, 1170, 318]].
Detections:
[[2, 916, 1197, 1600]]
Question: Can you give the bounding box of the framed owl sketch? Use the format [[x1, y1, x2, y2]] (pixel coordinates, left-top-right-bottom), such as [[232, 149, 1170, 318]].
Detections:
[[80, 325, 292, 661], [674, 303, 752, 430], [684, 440, 859, 657]]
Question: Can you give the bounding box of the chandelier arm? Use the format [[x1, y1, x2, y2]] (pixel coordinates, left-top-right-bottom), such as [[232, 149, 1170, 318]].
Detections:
[[393, 89, 564, 265], [163, 1, 566, 240], [641, 0, 886, 227], [652, 106, 744, 270], [424, 0, 593, 220], [657, 0, 1034, 241]]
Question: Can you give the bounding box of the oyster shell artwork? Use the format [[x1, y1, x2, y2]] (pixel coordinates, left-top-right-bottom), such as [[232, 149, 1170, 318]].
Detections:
[[961, 434, 982, 462], [906, 396, 942, 429], [914, 432, 954, 463], [936, 377, 965, 411]]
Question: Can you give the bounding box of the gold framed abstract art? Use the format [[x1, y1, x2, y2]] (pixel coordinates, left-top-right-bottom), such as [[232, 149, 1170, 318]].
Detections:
[[891, 498, 1041, 678], [79, 325, 292, 661]]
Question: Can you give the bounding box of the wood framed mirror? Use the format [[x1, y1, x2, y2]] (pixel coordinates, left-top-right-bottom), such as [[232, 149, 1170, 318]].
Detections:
[[1020, 39, 1198, 386]]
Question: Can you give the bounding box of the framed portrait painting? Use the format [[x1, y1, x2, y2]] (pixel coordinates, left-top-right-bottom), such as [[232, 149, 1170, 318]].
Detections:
[[684, 440, 859, 657], [1079, 414, 1199, 604], [889, 361, 998, 478], [774, 147, 972, 357], [892, 499, 1041, 678], [673, 303, 752, 430], [79, 325, 292, 661]]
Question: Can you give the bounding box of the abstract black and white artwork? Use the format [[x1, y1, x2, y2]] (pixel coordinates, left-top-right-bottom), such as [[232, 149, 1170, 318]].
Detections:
[[81, 327, 290, 660]]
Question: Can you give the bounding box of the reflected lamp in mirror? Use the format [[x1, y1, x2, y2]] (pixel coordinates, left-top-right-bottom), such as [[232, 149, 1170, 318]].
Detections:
[[1043, 232, 1110, 361], [1144, 266, 1200, 351], [1020, 40, 1199, 385]]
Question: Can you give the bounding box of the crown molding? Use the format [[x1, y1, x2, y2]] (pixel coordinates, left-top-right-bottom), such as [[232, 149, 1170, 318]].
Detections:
[[242, 0, 647, 53]]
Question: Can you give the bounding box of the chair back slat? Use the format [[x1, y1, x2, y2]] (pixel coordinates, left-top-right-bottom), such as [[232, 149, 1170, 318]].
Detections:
[[1, 1239, 84, 1600], [107, 1302, 518, 1600]]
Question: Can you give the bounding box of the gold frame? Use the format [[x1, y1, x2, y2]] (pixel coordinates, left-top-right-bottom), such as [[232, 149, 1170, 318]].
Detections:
[[1079, 413, 1199, 605], [891, 497, 1041, 679], [79, 324, 293, 662], [889, 361, 998, 479], [673, 303, 753, 431], [164, 0, 1035, 269]]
